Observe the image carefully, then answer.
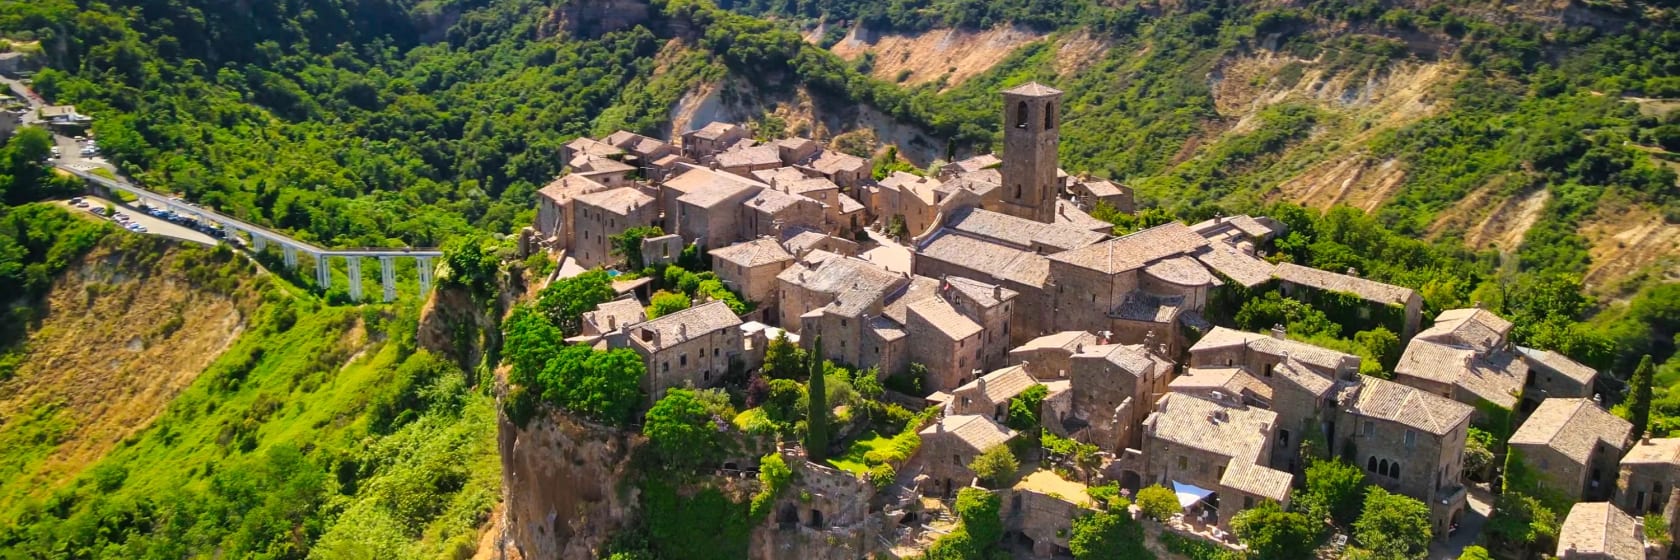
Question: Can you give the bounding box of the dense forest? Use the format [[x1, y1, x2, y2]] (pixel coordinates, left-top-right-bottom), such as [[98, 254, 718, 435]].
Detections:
[[0, 0, 1678, 557]]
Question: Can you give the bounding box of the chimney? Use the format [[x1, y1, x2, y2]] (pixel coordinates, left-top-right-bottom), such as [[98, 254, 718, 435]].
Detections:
[[1075, 343, 1084, 353], [1159, 343, 1168, 355], [640, 327, 656, 343], [992, 285, 1002, 301], [936, 421, 945, 434], [708, 160, 718, 170], [1645, 431, 1654, 445], [679, 323, 688, 339], [608, 315, 617, 331], [1346, 267, 1359, 277], [1270, 324, 1287, 340], [977, 377, 988, 392]]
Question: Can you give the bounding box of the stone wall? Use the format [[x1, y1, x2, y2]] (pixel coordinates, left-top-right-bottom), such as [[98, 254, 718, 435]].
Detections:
[[496, 405, 641, 560]]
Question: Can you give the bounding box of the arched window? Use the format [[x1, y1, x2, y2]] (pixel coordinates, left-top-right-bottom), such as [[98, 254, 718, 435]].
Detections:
[[1367, 456, 1378, 472], [1045, 102, 1055, 129], [1379, 459, 1389, 475], [1389, 461, 1401, 479], [1015, 101, 1028, 129]]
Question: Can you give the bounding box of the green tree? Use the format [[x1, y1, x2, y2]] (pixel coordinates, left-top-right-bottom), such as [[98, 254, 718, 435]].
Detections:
[[1300, 458, 1367, 526], [647, 290, 692, 318], [502, 305, 562, 385], [763, 331, 806, 379], [954, 487, 1002, 545], [1135, 485, 1180, 521], [1457, 545, 1491, 560], [805, 336, 829, 461], [1354, 327, 1401, 370], [1069, 510, 1153, 560], [749, 452, 792, 519], [1485, 491, 1558, 555], [644, 389, 726, 470], [968, 444, 1018, 487], [1463, 427, 1497, 481], [440, 234, 500, 297], [1355, 487, 1432, 560], [536, 269, 615, 334], [1629, 354, 1656, 436], [1005, 384, 1048, 433], [1654, 124, 1680, 152], [1231, 501, 1322, 559], [573, 348, 646, 425], [610, 226, 664, 270]]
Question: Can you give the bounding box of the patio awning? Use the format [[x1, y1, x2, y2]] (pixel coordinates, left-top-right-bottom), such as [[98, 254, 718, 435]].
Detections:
[[1171, 481, 1214, 509]]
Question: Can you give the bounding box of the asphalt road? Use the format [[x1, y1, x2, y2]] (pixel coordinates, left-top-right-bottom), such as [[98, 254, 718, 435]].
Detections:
[[58, 196, 218, 246]]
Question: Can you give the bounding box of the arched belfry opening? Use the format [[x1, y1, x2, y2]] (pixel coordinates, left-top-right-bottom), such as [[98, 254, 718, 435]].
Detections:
[[1044, 102, 1055, 129], [1015, 101, 1029, 129]]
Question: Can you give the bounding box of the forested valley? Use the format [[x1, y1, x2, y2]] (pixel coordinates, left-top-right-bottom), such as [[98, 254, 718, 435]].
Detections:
[[0, 0, 1677, 557]]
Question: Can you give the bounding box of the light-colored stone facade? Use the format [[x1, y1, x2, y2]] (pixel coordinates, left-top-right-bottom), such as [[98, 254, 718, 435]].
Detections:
[[572, 187, 657, 269], [625, 301, 744, 400], [995, 83, 1061, 224], [1333, 376, 1473, 540]]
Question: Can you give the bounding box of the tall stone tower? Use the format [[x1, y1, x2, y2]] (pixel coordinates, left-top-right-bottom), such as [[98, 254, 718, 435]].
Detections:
[[998, 82, 1062, 224]]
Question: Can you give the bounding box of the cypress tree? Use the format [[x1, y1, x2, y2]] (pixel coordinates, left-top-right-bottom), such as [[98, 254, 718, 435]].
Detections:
[[805, 336, 829, 461], [1630, 354, 1656, 436]]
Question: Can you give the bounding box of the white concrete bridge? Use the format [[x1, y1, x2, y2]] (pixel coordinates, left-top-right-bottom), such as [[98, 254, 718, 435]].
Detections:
[[59, 164, 441, 302]]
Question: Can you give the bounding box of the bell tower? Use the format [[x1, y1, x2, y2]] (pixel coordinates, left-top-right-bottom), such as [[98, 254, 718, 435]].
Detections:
[[999, 82, 1062, 224]]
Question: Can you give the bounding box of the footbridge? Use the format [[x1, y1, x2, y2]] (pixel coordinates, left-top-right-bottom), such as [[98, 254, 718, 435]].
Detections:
[[59, 165, 441, 302]]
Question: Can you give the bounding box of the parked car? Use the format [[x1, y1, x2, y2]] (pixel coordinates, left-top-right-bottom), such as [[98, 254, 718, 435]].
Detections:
[[69, 197, 83, 205], [90, 207, 106, 216]]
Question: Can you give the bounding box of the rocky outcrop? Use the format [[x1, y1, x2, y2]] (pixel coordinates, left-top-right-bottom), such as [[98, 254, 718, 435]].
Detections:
[[494, 406, 642, 560]]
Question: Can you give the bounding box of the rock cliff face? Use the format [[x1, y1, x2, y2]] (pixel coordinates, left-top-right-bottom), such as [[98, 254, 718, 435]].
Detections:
[[496, 405, 642, 560]]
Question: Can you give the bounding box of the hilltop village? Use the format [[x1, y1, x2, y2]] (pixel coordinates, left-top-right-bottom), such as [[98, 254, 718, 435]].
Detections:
[[520, 84, 1665, 559]]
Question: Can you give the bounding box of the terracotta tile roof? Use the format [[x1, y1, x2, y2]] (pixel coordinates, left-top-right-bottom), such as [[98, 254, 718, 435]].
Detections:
[[882, 275, 943, 325], [676, 181, 758, 209], [1394, 339, 1528, 409], [689, 121, 745, 140], [575, 187, 655, 213], [1144, 255, 1218, 287], [1621, 437, 1680, 465], [1517, 346, 1600, 387], [1272, 263, 1417, 306], [629, 301, 742, 352], [1147, 392, 1276, 461], [878, 171, 940, 192], [1347, 375, 1474, 436], [1193, 244, 1276, 288], [779, 254, 906, 318], [946, 206, 1107, 252], [744, 187, 810, 214], [958, 168, 1004, 186], [837, 193, 866, 214], [605, 130, 669, 154], [1189, 327, 1361, 375], [917, 231, 1052, 288], [809, 150, 868, 175], [709, 238, 795, 268], [664, 166, 768, 195], [780, 229, 834, 255], [783, 176, 841, 198], [1077, 179, 1126, 198], [1510, 398, 1632, 467], [1003, 82, 1063, 96], [943, 276, 1017, 308], [1557, 502, 1643, 559], [566, 136, 625, 158], [752, 166, 811, 187], [538, 173, 610, 204], [714, 144, 781, 168], [1171, 367, 1274, 403], [946, 154, 1001, 174], [921, 414, 1017, 453], [1055, 200, 1115, 233], [1113, 291, 1183, 323], [1274, 359, 1335, 398], [1220, 460, 1294, 502], [1418, 308, 1513, 352], [954, 365, 1039, 404], [869, 316, 907, 342], [1188, 215, 1283, 240], [1048, 222, 1209, 274], [909, 297, 984, 340], [1075, 343, 1155, 378], [584, 298, 647, 332], [572, 154, 636, 174], [1014, 331, 1100, 353]]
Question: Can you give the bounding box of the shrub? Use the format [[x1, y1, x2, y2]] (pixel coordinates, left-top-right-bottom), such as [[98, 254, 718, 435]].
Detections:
[[868, 463, 896, 492], [1135, 485, 1180, 521], [1355, 487, 1432, 559], [1069, 511, 1152, 560], [967, 444, 1018, 487]]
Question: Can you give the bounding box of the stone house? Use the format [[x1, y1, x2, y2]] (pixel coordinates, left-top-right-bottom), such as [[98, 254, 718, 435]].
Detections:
[[940, 276, 1018, 370], [1067, 178, 1133, 214], [1008, 331, 1100, 380], [1508, 398, 1632, 502], [1520, 346, 1602, 403], [1188, 215, 1284, 248], [939, 153, 1001, 179], [568, 155, 636, 187], [639, 233, 686, 268], [905, 296, 986, 392], [802, 150, 869, 191], [624, 301, 744, 400], [1044, 223, 1215, 352], [1191, 242, 1277, 289], [604, 130, 677, 176], [741, 188, 825, 241], [580, 297, 647, 347], [774, 137, 820, 165], [917, 414, 1017, 496], [1271, 262, 1424, 339], [562, 136, 625, 166], [1181, 326, 1351, 472], [681, 122, 749, 160], [944, 206, 1107, 255], [534, 174, 610, 248], [1004, 480, 1085, 558], [675, 180, 760, 252], [1393, 307, 1531, 419], [1556, 502, 1649, 560], [659, 166, 767, 234], [1069, 342, 1173, 453], [1334, 375, 1474, 540], [708, 238, 795, 321], [948, 364, 1038, 421], [1265, 358, 1339, 473], [775, 250, 906, 334], [1618, 436, 1680, 517], [715, 144, 783, 179], [1169, 366, 1273, 409], [1187, 326, 1362, 380], [571, 187, 658, 269], [781, 229, 860, 258], [1138, 392, 1292, 528]]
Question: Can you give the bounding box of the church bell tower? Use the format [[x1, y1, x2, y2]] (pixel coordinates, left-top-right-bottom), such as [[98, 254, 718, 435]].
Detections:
[[999, 82, 1062, 224]]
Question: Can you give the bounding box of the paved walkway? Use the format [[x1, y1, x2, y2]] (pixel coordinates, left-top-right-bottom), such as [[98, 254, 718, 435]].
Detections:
[[1430, 485, 1493, 559]]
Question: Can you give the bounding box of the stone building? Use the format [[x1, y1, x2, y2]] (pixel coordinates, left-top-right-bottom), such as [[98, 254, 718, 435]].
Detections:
[[1068, 178, 1133, 214], [714, 144, 783, 178], [939, 153, 1001, 179], [563, 136, 625, 166], [579, 297, 647, 347], [947, 364, 1039, 420], [1044, 223, 1216, 352], [624, 300, 744, 400], [775, 250, 906, 337], [675, 179, 759, 252], [940, 276, 1018, 370], [708, 237, 796, 320], [1519, 346, 1602, 402], [917, 414, 1017, 496], [568, 155, 637, 187], [906, 296, 987, 392], [1556, 502, 1649, 560], [993, 82, 1062, 224], [534, 174, 610, 248], [1617, 436, 1680, 517], [1138, 392, 1292, 528], [803, 150, 870, 191], [1005, 474, 1089, 558], [1334, 375, 1474, 540], [1069, 341, 1173, 452], [742, 188, 825, 241], [1009, 331, 1100, 380], [1393, 307, 1530, 418], [1188, 215, 1284, 249], [1271, 262, 1424, 339], [681, 122, 749, 159], [571, 187, 657, 269], [781, 229, 860, 258], [1169, 367, 1273, 409], [1508, 397, 1632, 502], [1188, 326, 1362, 380], [604, 130, 677, 177]]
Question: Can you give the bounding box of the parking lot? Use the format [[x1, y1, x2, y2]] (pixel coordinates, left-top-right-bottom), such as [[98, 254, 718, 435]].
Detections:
[[59, 196, 219, 246]]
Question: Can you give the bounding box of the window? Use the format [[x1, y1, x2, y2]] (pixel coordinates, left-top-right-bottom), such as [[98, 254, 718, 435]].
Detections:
[[1279, 430, 1290, 447], [1367, 456, 1378, 472], [1389, 462, 1400, 479], [713, 348, 719, 357], [1015, 102, 1028, 129], [953, 454, 961, 465], [1379, 459, 1389, 476], [1263, 363, 1274, 377], [1404, 430, 1417, 448], [1178, 456, 1188, 470], [1244, 497, 1254, 509], [1044, 102, 1055, 129], [662, 362, 669, 373], [1363, 421, 1375, 437], [703, 371, 710, 381], [680, 354, 688, 367], [1014, 184, 1023, 199]]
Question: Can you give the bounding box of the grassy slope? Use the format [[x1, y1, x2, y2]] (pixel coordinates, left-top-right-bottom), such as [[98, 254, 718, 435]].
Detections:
[[0, 239, 499, 559]]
